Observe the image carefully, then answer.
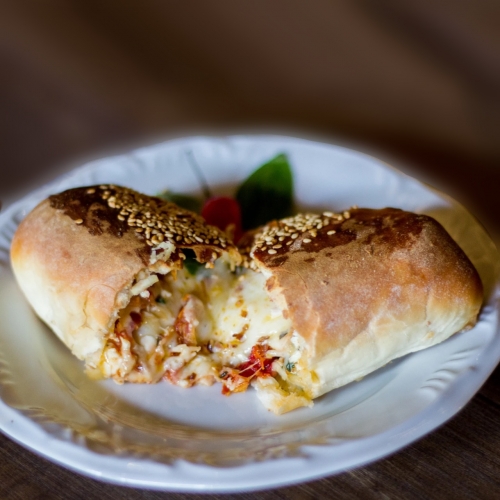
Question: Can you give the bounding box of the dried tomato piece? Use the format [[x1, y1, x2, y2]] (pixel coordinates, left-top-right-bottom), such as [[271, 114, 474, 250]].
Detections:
[[238, 344, 276, 378]]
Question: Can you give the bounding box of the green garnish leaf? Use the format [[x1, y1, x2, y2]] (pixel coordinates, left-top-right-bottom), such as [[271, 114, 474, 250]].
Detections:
[[285, 361, 295, 372], [236, 153, 294, 230], [182, 249, 204, 276], [155, 296, 166, 304], [184, 256, 203, 276], [157, 191, 202, 213]]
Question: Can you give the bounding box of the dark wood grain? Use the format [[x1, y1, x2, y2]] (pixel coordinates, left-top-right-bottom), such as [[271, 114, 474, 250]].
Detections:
[[0, 1, 499, 498]]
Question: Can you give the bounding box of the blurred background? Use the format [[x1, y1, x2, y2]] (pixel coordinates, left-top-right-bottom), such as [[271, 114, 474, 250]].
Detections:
[[1, 0, 499, 238]]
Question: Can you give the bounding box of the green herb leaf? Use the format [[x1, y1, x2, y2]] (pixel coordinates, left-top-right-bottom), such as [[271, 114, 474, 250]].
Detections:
[[236, 154, 294, 230], [182, 249, 204, 276], [157, 191, 202, 213], [285, 361, 295, 372], [155, 296, 166, 304], [184, 256, 203, 276]]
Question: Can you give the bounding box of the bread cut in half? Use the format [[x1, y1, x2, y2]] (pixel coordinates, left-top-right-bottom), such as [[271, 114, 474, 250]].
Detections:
[[243, 208, 483, 412], [10, 185, 243, 382], [11, 186, 483, 414]]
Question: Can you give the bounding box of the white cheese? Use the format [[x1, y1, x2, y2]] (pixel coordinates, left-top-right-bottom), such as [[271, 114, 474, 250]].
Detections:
[[102, 260, 303, 401], [130, 274, 159, 296]]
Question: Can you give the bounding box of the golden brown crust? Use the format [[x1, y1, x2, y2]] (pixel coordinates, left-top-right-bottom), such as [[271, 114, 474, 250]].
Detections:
[[46, 185, 236, 264], [248, 208, 483, 393], [10, 185, 240, 366]]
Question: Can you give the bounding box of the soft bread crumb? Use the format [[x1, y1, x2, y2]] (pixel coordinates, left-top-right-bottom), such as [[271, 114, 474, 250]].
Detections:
[[253, 377, 313, 415]]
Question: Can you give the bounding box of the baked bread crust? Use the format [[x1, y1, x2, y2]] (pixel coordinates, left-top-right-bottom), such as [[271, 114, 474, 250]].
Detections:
[[10, 185, 240, 369], [248, 208, 483, 398]]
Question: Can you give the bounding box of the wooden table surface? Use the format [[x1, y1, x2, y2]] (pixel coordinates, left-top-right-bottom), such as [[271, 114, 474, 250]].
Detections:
[[1, 2, 499, 498]]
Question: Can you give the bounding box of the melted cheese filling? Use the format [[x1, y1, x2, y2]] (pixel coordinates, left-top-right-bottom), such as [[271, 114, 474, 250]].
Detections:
[[100, 260, 314, 413]]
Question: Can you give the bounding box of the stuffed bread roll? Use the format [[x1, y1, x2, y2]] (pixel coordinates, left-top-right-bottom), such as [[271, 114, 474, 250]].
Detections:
[[10, 184, 244, 384], [241, 208, 483, 413], [11, 186, 483, 415]]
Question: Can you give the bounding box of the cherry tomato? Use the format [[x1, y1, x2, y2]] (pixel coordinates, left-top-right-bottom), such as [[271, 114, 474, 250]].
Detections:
[[201, 196, 243, 243]]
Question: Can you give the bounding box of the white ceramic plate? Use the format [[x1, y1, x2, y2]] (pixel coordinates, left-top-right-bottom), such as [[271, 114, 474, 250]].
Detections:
[[0, 135, 498, 493]]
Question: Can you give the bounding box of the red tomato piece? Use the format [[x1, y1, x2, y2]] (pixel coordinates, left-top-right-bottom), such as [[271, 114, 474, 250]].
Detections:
[[201, 196, 243, 243], [238, 344, 276, 378]]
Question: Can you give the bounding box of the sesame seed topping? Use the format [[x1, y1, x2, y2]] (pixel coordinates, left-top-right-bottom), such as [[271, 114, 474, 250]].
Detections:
[[249, 209, 347, 259], [268, 249, 277, 254], [327, 230, 336, 235], [74, 185, 236, 261]]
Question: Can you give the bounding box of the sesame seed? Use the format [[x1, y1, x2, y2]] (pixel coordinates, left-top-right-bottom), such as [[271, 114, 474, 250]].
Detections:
[[303, 238, 311, 243], [327, 230, 336, 235], [117, 215, 125, 221], [268, 249, 277, 254], [75, 219, 83, 224], [86, 188, 96, 194]]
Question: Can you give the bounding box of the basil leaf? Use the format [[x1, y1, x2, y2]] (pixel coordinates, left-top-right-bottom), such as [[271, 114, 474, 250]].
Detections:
[[157, 191, 202, 213], [236, 154, 294, 230]]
